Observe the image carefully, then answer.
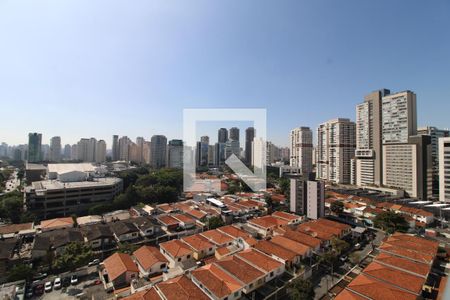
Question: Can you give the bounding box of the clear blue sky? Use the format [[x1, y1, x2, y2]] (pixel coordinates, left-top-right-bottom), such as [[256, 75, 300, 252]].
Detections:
[[1, 0, 449, 147]]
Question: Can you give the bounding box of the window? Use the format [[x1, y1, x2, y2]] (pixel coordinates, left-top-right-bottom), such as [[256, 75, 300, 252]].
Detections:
[[178, 258, 181, 262], [187, 255, 191, 259], [270, 271, 274, 277]]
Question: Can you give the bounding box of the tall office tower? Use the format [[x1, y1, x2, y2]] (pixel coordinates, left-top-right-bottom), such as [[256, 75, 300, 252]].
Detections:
[[266, 142, 280, 164], [280, 147, 290, 163], [439, 137, 450, 202], [214, 143, 226, 166], [229, 127, 240, 141], [251, 138, 266, 171], [198, 136, 209, 166], [77, 138, 96, 162], [95, 140, 107, 163], [28, 132, 42, 162], [208, 145, 215, 166], [225, 140, 240, 159], [150, 135, 167, 168], [49, 136, 62, 162], [354, 89, 390, 186], [218, 128, 228, 143], [289, 175, 325, 219], [70, 144, 78, 160], [87, 138, 97, 162], [382, 90, 417, 144], [136, 137, 145, 163], [418, 126, 450, 197], [383, 135, 432, 199], [41, 144, 50, 161], [0, 142, 7, 157], [143, 141, 151, 164], [118, 136, 131, 161], [317, 118, 356, 184], [289, 127, 313, 174], [245, 127, 255, 164], [168, 139, 183, 168], [112, 135, 119, 161], [63, 144, 71, 160]]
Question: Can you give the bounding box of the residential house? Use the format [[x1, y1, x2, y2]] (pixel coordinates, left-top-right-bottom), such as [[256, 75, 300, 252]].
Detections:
[[82, 224, 115, 250], [156, 215, 179, 232], [133, 246, 168, 278], [236, 249, 285, 282], [110, 221, 140, 243], [131, 217, 161, 237], [181, 234, 216, 260], [254, 240, 301, 269], [272, 211, 303, 225], [172, 214, 196, 230], [102, 252, 139, 290], [159, 239, 194, 267], [200, 229, 235, 247], [40, 217, 74, 232]]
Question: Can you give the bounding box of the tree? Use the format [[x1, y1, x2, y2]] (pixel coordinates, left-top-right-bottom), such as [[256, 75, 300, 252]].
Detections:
[[0, 193, 24, 224], [279, 178, 290, 197], [53, 242, 93, 272], [374, 211, 409, 234], [206, 216, 224, 230], [330, 238, 349, 256], [117, 242, 138, 254], [330, 201, 344, 215], [8, 264, 34, 282], [288, 278, 315, 300]]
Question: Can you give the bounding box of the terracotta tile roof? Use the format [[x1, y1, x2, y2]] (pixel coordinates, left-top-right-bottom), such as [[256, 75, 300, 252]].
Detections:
[[297, 222, 336, 241], [334, 289, 367, 300], [172, 214, 196, 224], [248, 215, 288, 229], [160, 240, 193, 258], [192, 264, 243, 298], [201, 229, 234, 246], [398, 206, 434, 217], [376, 202, 395, 210], [215, 256, 265, 284], [363, 261, 425, 294], [363, 207, 383, 215], [236, 249, 283, 272], [181, 234, 215, 252], [0, 222, 33, 234], [216, 246, 231, 256], [243, 236, 258, 247], [40, 217, 73, 229], [346, 274, 417, 300], [315, 218, 351, 232], [122, 288, 161, 300], [283, 229, 322, 249], [379, 243, 435, 265], [133, 246, 168, 270], [185, 209, 207, 220], [103, 252, 138, 281], [254, 240, 297, 261], [390, 232, 439, 252], [156, 275, 209, 300], [157, 215, 179, 227], [272, 211, 300, 221], [217, 225, 251, 239], [271, 194, 287, 202], [270, 236, 311, 257], [157, 204, 173, 213], [374, 252, 430, 277]]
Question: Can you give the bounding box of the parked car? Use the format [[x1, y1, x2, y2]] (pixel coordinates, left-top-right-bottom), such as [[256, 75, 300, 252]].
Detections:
[[33, 273, 47, 281], [354, 243, 361, 250], [44, 281, 53, 292], [340, 255, 348, 262], [54, 277, 62, 289], [34, 284, 44, 296], [25, 287, 33, 299], [62, 277, 71, 287], [88, 259, 100, 267], [71, 274, 78, 285]]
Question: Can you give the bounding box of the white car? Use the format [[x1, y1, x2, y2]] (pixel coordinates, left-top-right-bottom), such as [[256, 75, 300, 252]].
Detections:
[[54, 277, 62, 289], [71, 275, 78, 285], [44, 281, 53, 292]]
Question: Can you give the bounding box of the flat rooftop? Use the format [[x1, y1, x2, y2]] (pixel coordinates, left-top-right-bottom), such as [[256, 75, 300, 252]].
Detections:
[[28, 177, 121, 191]]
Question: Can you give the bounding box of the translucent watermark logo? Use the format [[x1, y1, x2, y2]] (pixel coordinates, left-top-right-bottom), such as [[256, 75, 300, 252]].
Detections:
[[183, 108, 267, 193]]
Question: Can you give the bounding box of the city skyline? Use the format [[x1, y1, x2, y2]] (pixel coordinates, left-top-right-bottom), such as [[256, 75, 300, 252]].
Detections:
[[1, 1, 450, 146]]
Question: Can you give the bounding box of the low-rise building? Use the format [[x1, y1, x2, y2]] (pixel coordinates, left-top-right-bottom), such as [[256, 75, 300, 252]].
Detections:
[[200, 229, 235, 247], [236, 249, 285, 282], [40, 217, 74, 232], [102, 252, 139, 290], [254, 240, 301, 269], [110, 221, 140, 243], [82, 224, 115, 250], [132, 246, 168, 278], [159, 239, 194, 267], [181, 234, 216, 260]]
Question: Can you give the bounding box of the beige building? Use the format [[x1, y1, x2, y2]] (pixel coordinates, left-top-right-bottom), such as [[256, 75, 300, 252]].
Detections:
[[289, 127, 313, 174], [317, 118, 356, 184], [439, 137, 450, 202]]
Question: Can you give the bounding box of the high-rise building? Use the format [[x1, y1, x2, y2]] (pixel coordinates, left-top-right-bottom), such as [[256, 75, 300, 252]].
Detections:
[[354, 89, 390, 186], [251, 138, 266, 171], [280, 147, 290, 163], [136, 137, 145, 163], [28, 132, 42, 162], [112, 135, 119, 161], [382, 91, 417, 144], [77, 138, 97, 162], [198, 136, 209, 167], [229, 127, 240, 141], [168, 139, 183, 168], [418, 126, 450, 197], [383, 135, 432, 199], [49, 136, 62, 162], [245, 127, 255, 165], [439, 137, 450, 202], [150, 135, 167, 168], [225, 139, 240, 159], [218, 128, 228, 144], [70, 144, 78, 160], [95, 140, 107, 163], [118, 136, 131, 161], [143, 141, 152, 164], [214, 143, 226, 166], [63, 144, 71, 160], [290, 127, 313, 174], [290, 176, 325, 220], [317, 118, 356, 184]]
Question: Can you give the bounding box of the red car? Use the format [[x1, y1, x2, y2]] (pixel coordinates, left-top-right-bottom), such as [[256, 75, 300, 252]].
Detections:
[[34, 284, 44, 296]]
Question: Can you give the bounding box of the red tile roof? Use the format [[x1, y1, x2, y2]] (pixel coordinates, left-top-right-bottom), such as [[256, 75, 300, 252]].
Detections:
[[103, 252, 139, 281], [201, 229, 234, 246], [270, 236, 311, 257], [182, 234, 215, 252], [254, 240, 297, 261], [346, 274, 417, 300], [40, 217, 73, 230], [217, 225, 251, 239], [157, 215, 179, 226], [160, 240, 193, 258], [192, 264, 243, 298], [157, 275, 209, 300], [272, 211, 300, 222], [172, 214, 196, 224], [215, 256, 265, 284], [236, 249, 283, 272], [133, 246, 168, 270], [374, 252, 430, 277], [283, 228, 322, 249], [122, 288, 161, 300], [248, 215, 288, 229]]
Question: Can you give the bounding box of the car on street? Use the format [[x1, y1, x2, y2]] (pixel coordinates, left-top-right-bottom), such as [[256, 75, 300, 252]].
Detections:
[[34, 284, 44, 296], [88, 259, 100, 267], [62, 277, 71, 287], [33, 272, 47, 281], [44, 281, 53, 292], [25, 287, 33, 298], [54, 277, 62, 289], [340, 255, 348, 262], [354, 243, 361, 250], [71, 274, 78, 285]]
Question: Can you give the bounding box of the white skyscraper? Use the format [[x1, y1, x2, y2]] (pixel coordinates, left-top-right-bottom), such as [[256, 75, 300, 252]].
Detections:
[[95, 140, 107, 163], [317, 118, 356, 184], [290, 127, 313, 174], [439, 137, 450, 202], [382, 91, 417, 144], [50, 136, 62, 162]]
